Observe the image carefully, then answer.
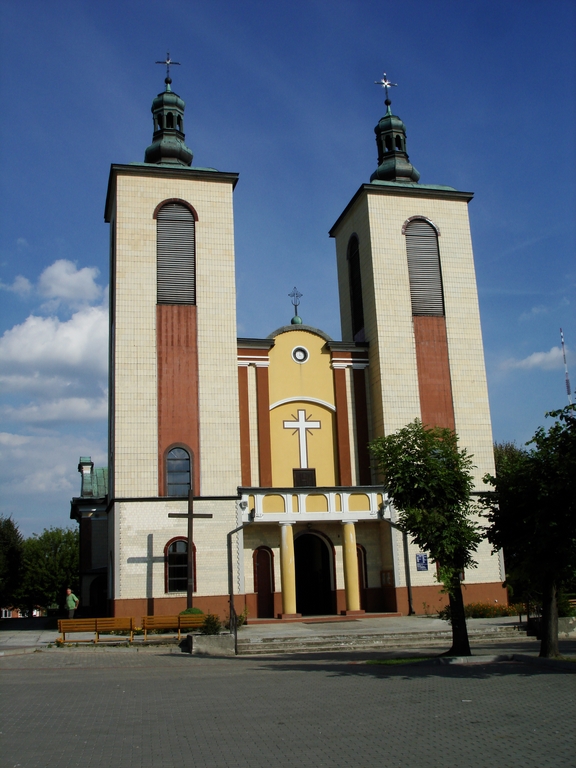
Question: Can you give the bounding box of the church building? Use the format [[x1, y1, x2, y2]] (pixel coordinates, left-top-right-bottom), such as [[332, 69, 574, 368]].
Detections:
[[72, 71, 506, 621]]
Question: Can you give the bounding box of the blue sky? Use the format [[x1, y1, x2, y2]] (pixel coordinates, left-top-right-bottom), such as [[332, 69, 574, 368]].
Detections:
[[1, 0, 574, 536]]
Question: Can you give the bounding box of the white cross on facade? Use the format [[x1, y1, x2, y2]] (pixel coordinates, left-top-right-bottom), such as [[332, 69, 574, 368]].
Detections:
[[283, 409, 321, 468]]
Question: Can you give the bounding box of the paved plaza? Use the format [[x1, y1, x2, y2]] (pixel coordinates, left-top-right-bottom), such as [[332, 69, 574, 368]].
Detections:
[[0, 642, 574, 768]]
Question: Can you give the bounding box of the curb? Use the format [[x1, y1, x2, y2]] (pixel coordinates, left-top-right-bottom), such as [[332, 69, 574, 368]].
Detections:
[[424, 653, 576, 671], [433, 654, 513, 665], [0, 647, 39, 657]]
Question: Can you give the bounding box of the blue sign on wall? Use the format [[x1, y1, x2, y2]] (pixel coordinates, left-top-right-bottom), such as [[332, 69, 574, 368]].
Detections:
[[416, 553, 429, 571]]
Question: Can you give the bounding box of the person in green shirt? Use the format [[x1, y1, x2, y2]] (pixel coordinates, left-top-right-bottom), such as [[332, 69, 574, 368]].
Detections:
[[65, 588, 79, 618]]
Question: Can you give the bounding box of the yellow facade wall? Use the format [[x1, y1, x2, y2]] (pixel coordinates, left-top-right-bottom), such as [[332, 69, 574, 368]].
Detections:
[[267, 329, 339, 487]]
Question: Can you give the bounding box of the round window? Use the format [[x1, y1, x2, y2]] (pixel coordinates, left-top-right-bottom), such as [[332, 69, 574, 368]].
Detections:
[[292, 346, 309, 364]]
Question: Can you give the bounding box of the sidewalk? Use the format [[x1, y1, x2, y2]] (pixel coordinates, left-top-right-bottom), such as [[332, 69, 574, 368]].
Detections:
[[0, 614, 554, 655]]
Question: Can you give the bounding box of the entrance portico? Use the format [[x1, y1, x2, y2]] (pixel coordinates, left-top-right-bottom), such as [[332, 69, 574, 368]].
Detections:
[[241, 486, 388, 618]]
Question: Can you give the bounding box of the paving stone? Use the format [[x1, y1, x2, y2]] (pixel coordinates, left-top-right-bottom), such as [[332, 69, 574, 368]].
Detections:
[[0, 649, 573, 767]]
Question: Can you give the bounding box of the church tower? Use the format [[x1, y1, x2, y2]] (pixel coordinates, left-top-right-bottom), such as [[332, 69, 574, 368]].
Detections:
[[329, 79, 503, 611], [104, 69, 241, 616]]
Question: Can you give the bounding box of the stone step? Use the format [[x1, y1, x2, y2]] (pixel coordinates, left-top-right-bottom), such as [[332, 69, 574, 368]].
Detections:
[[236, 626, 525, 655]]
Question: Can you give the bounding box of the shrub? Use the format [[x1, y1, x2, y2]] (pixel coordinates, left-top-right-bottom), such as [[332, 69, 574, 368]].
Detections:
[[558, 592, 576, 617], [179, 607, 204, 615], [201, 613, 221, 635], [438, 602, 519, 622], [237, 606, 249, 627]]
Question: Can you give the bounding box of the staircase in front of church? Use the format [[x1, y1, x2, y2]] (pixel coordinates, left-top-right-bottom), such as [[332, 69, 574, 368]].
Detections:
[[236, 623, 528, 655]]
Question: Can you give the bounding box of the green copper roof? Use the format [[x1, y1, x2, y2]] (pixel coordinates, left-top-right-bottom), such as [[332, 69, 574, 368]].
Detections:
[[370, 109, 420, 184], [78, 457, 108, 499], [370, 180, 457, 192], [144, 77, 193, 167]]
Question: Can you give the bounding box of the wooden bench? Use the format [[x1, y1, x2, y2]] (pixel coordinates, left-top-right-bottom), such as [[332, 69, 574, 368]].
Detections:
[[142, 614, 205, 641], [58, 617, 134, 644]]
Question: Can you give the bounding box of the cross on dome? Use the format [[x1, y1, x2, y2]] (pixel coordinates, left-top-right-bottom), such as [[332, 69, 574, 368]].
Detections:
[[155, 52, 181, 85], [375, 72, 397, 111], [289, 286, 303, 325]]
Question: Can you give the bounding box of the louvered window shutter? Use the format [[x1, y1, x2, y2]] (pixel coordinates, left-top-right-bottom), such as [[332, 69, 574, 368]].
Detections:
[[405, 220, 444, 316], [157, 203, 195, 304]]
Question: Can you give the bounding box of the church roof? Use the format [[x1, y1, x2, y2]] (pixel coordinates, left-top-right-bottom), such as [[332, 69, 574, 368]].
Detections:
[[77, 458, 108, 499], [266, 324, 333, 342]]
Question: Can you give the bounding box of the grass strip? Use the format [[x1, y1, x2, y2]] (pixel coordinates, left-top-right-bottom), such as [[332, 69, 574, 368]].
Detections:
[[366, 657, 434, 666]]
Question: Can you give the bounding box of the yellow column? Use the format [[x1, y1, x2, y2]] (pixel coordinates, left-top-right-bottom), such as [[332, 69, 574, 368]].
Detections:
[[342, 521, 362, 613], [279, 523, 298, 616]]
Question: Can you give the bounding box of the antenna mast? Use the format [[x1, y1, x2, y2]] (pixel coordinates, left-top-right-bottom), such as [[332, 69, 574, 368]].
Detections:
[[560, 328, 572, 405]]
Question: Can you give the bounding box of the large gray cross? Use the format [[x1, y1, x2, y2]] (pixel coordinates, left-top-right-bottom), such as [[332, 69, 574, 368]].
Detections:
[[168, 490, 213, 609]]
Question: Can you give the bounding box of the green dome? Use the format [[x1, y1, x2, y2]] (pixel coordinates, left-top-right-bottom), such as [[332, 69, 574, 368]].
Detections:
[[370, 104, 420, 184], [291, 315, 303, 325], [144, 77, 193, 167], [151, 90, 186, 113]]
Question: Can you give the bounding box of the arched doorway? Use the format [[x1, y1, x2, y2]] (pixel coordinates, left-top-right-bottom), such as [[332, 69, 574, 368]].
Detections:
[[253, 547, 275, 618], [294, 532, 334, 615]]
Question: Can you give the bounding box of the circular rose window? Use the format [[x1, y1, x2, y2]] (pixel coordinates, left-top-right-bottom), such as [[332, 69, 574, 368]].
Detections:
[[292, 346, 309, 364]]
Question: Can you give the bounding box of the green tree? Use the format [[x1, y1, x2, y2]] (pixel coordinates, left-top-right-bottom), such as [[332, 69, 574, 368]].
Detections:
[[483, 406, 576, 658], [0, 516, 24, 608], [493, 441, 527, 476], [370, 420, 482, 656], [491, 441, 538, 606], [18, 526, 79, 614]]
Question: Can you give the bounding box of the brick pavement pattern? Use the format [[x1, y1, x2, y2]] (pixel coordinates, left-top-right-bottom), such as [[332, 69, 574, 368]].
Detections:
[[0, 650, 573, 768]]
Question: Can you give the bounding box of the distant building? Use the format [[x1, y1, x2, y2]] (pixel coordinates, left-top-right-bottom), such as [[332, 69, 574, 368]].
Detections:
[[72, 73, 504, 620]]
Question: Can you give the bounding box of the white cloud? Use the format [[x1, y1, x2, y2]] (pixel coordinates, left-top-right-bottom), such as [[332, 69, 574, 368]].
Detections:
[[0, 373, 78, 398], [500, 346, 569, 371], [519, 304, 548, 322], [2, 397, 108, 424], [0, 432, 30, 447], [0, 432, 105, 495], [38, 259, 102, 306], [0, 274, 32, 296], [16, 238, 29, 251], [0, 305, 108, 375]]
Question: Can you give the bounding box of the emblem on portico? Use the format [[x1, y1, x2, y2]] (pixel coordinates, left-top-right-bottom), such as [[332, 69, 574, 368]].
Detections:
[[283, 409, 321, 468]]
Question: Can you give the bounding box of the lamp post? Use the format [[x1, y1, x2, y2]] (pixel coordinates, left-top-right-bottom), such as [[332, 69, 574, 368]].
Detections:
[[227, 506, 253, 653]]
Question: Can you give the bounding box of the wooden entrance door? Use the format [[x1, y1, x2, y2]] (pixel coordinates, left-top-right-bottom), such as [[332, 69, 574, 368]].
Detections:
[[254, 547, 275, 618], [294, 533, 334, 615]]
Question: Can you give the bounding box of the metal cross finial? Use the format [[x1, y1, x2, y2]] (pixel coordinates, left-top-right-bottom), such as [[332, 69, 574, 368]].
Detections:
[[156, 52, 181, 80], [375, 72, 397, 105], [289, 286, 303, 311]]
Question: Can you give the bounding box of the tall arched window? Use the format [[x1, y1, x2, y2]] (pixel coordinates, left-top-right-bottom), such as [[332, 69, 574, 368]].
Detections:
[[165, 538, 196, 593], [166, 447, 191, 497], [404, 219, 444, 316], [347, 234, 365, 341], [156, 202, 196, 304]]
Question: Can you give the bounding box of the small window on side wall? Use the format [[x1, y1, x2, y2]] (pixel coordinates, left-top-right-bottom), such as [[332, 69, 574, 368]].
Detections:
[[166, 447, 191, 497], [347, 235, 365, 341]]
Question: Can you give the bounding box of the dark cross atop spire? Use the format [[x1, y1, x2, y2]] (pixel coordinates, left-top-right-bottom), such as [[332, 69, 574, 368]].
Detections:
[[375, 72, 397, 114], [289, 286, 303, 325], [155, 52, 180, 88]]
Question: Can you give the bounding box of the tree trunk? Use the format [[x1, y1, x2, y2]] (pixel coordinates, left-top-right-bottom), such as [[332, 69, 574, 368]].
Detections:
[[446, 582, 471, 656], [539, 577, 559, 658]]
